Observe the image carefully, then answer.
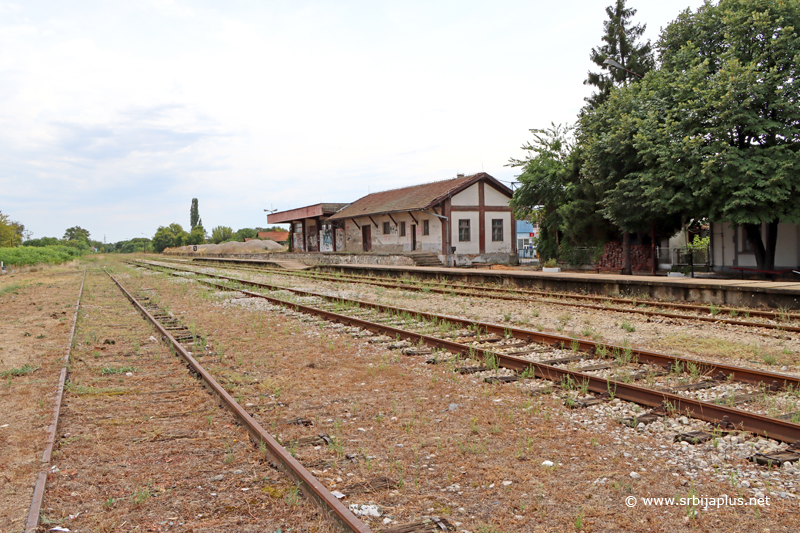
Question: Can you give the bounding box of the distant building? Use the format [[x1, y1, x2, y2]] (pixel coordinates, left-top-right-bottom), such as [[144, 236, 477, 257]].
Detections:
[[256, 231, 290, 244], [328, 173, 516, 266], [516, 220, 539, 255]]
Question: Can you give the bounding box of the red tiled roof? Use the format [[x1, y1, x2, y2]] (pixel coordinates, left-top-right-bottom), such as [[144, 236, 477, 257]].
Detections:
[[329, 173, 509, 220], [257, 231, 290, 241]]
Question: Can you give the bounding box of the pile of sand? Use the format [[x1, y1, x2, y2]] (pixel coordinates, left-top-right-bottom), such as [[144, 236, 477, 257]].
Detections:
[[163, 239, 286, 255]]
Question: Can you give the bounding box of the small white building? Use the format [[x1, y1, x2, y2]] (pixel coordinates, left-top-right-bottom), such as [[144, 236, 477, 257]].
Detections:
[[328, 173, 517, 266]]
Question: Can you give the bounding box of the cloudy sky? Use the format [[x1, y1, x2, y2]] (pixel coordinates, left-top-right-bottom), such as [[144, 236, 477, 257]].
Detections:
[[0, 0, 706, 243]]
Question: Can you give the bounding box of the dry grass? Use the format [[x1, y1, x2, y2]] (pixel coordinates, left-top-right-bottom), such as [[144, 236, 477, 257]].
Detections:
[[0, 266, 84, 532], [38, 267, 331, 532], [121, 258, 800, 532]]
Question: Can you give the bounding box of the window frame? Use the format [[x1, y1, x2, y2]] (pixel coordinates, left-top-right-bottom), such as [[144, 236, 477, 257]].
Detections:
[[400, 221, 406, 237], [422, 219, 429, 236], [491, 219, 504, 242], [383, 221, 391, 235], [458, 219, 470, 242]]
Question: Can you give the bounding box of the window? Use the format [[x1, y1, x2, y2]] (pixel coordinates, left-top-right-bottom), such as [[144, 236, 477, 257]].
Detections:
[[400, 221, 406, 237], [383, 221, 391, 235], [458, 219, 470, 242], [492, 219, 503, 241], [423, 220, 429, 235]]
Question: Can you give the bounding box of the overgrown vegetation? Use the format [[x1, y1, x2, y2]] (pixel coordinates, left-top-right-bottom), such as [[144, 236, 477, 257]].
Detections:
[[0, 245, 86, 266]]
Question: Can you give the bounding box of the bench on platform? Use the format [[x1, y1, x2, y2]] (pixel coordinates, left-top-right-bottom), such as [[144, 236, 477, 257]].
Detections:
[[730, 267, 796, 280]]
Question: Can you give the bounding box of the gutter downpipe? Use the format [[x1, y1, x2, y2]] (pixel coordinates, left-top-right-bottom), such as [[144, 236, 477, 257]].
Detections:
[[421, 209, 451, 267]]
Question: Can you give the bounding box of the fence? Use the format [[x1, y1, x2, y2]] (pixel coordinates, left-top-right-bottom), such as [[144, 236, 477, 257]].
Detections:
[[655, 246, 711, 270], [518, 248, 538, 264]]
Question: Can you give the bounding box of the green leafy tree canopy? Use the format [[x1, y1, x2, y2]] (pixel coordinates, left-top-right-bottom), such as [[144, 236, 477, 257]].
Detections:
[[210, 225, 233, 244], [63, 226, 91, 242], [629, 0, 800, 269]]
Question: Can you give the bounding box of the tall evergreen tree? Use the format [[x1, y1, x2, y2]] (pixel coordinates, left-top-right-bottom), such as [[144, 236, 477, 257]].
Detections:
[[584, 0, 654, 110], [190, 198, 200, 229]]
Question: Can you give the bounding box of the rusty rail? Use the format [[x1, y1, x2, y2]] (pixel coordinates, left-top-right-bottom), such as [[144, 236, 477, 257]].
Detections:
[[26, 269, 86, 532], [137, 260, 800, 391], [177, 257, 800, 332], [104, 269, 371, 533], [132, 260, 800, 443]]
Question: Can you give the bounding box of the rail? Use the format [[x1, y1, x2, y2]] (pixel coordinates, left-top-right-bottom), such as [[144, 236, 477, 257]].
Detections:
[[104, 269, 371, 533]]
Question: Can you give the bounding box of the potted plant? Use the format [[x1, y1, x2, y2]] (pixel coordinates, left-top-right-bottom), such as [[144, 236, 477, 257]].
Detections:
[[542, 258, 561, 273]]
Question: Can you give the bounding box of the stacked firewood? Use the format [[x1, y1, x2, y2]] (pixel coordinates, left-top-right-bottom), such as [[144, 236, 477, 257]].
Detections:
[[596, 242, 653, 271]]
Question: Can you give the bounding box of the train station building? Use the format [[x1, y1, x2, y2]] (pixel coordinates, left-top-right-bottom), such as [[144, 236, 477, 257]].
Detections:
[[268, 173, 517, 266]]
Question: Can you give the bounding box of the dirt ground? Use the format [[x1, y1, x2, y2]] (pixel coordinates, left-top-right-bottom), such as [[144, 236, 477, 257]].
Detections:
[[40, 267, 331, 532], [0, 264, 84, 532], [120, 259, 800, 532]]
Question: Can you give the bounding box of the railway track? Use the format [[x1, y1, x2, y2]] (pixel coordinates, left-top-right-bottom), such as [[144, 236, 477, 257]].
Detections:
[[27, 267, 373, 532], [25, 270, 86, 533], [163, 256, 800, 334], [133, 259, 800, 455], [105, 269, 372, 532]]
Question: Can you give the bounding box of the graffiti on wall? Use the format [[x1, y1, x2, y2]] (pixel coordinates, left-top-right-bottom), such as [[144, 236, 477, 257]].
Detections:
[[335, 228, 345, 251], [320, 229, 333, 252], [293, 232, 304, 251]]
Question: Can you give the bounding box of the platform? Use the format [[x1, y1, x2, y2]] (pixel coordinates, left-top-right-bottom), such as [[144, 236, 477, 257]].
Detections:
[[315, 263, 800, 310]]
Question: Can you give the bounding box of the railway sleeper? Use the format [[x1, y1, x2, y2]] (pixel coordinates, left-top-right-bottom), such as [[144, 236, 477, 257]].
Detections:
[[279, 416, 314, 427], [381, 517, 455, 533], [484, 375, 519, 384], [749, 443, 800, 466], [566, 396, 608, 409], [285, 433, 333, 448], [455, 366, 489, 375], [674, 431, 720, 444], [622, 410, 665, 426]]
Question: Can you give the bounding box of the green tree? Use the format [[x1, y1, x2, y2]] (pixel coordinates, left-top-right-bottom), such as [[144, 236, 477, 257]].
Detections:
[[190, 198, 200, 229], [167, 223, 189, 247], [584, 0, 654, 110], [152, 227, 177, 252], [0, 212, 24, 247], [63, 226, 90, 242], [629, 0, 800, 270], [579, 80, 683, 273], [233, 227, 258, 241], [509, 124, 617, 261], [210, 225, 233, 244], [23, 237, 60, 247], [186, 224, 206, 245]]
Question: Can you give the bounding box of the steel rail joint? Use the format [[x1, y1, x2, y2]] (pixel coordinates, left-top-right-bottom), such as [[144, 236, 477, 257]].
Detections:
[[105, 269, 371, 533]]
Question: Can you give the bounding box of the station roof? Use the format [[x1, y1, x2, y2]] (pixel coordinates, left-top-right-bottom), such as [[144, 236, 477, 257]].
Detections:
[[267, 203, 349, 224], [328, 173, 510, 221]]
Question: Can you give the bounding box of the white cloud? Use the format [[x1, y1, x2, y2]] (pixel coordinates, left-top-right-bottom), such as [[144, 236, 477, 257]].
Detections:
[[0, 0, 707, 242]]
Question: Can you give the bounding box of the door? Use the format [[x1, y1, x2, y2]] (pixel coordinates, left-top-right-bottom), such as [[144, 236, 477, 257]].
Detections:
[[411, 224, 417, 251], [362, 225, 371, 252]]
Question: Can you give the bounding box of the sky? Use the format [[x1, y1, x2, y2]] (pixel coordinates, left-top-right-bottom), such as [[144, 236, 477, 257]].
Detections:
[[0, 0, 707, 243]]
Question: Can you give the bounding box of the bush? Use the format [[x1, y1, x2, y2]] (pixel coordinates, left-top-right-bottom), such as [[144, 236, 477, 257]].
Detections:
[[0, 245, 85, 266]]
